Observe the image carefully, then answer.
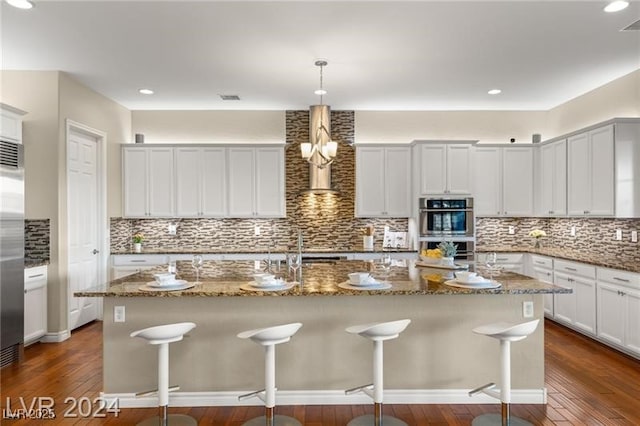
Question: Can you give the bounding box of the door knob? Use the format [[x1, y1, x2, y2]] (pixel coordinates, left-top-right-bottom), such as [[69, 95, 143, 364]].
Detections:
[[92, 249, 100, 255]]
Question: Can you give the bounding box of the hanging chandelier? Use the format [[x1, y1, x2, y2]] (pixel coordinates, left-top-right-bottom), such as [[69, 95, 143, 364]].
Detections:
[[300, 60, 337, 169]]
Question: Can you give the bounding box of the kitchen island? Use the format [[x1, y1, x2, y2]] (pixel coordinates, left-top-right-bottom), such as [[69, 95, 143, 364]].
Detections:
[[76, 260, 569, 408]]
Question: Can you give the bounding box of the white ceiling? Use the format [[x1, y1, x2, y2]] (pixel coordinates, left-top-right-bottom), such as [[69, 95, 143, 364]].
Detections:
[[2, 0, 639, 111]]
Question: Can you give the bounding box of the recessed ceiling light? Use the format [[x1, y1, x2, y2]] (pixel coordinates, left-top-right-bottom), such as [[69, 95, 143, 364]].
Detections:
[[604, 1, 629, 12], [6, 0, 34, 9], [138, 88, 154, 95], [488, 89, 502, 95]]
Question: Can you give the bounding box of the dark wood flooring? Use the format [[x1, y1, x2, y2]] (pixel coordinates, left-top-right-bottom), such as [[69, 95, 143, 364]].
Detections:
[[2, 319, 639, 425]]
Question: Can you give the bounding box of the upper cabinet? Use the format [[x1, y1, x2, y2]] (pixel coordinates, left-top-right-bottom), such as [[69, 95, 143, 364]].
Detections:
[[123, 146, 175, 217], [416, 142, 474, 195], [538, 139, 567, 216], [474, 146, 534, 217], [122, 144, 285, 218], [0, 103, 27, 144], [567, 125, 614, 216], [355, 145, 411, 217], [228, 147, 285, 218]]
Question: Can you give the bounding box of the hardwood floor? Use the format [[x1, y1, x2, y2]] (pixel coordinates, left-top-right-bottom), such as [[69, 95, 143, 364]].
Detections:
[[2, 319, 639, 425]]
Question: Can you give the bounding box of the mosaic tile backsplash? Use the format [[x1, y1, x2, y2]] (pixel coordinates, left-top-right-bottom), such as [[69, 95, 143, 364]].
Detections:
[[25, 219, 50, 264], [111, 110, 409, 252], [477, 217, 640, 266]]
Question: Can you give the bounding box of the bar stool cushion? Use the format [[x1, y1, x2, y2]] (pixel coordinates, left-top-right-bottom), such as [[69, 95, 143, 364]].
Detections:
[[237, 322, 303, 346], [130, 322, 196, 345], [472, 319, 540, 342], [346, 319, 411, 341]]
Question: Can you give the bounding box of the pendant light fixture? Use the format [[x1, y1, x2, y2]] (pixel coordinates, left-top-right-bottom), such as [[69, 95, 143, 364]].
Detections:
[[300, 60, 338, 169]]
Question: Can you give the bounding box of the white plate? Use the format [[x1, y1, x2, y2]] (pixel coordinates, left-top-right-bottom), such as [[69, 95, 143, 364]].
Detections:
[[338, 281, 392, 291], [240, 282, 296, 292], [415, 261, 469, 270], [443, 279, 501, 289], [139, 282, 195, 292], [348, 279, 382, 287], [454, 277, 492, 285], [146, 280, 188, 288], [251, 279, 285, 288]]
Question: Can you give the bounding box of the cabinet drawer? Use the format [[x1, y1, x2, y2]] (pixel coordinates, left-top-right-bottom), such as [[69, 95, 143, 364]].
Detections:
[[477, 252, 523, 264], [554, 259, 595, 279], [111, 255, 168, 266], [597, 267, 640, 290], [530, 255, 553, 270]]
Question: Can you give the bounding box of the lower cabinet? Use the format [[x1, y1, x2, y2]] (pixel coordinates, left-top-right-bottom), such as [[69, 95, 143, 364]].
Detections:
[[529, 255, 554, 317], [553, 259, 596, 336], [24, 266, 48, 345], [477, 252, 524, 274]]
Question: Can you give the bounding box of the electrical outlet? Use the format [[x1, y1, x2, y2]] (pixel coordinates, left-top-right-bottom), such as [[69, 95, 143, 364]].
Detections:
[[114, 306, 125, 323], [254, 225, 260, 236], [570, 226, 576, 237], [168, 224, 177, 235], [523, 301, 534, 318], [254, 260, 261, 270], [632, 231, 638, 243], [508, 226, 515, 235], [616, 229, 622, 241]]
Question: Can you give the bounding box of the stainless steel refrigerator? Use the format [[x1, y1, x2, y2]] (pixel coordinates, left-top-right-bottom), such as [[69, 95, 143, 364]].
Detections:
[[0, 140, 24, 367]]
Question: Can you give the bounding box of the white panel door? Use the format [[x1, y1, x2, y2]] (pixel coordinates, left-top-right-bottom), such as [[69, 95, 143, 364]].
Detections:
[[447, 145, 473, 194], [68, 130, 99, 330], [625, 288, 640, 355], [473, 147, 502, 216], [201, 147, 227, 216], [567, 132, 590, 215], [384, 147, 411, 217], [532, 266, 554, 316], [122, 148, 148, 217], [255, 147, 285, 217], [574, 275, 596, 335], [228, 148, 255, 217], [596, 282, 625, 346], [553, 272, 575, 325], [502, 147, 533, 216], [552, 140, 567, 215], [355, 147, 386, 216], [540, 143, 556, 215], [175, 148, 201, 217], [420, 144, 447, 194], [589, 125, 614, 216], [148, 148, 175, 216]]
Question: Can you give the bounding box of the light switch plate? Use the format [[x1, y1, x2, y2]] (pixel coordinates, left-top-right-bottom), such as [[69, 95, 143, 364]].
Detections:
[[616, 229, 622, 241], [254, 226, 260, 236], [632, 231, 638, 243], [570, 226, 576, 237], [168, 224, 177, 235], [508, 226, 515, 235], [114, 306, 125, 323]]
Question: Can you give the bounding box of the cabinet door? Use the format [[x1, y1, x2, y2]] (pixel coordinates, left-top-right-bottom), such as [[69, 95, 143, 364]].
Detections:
[[473, 147, 502, 216], [175, 148, 202, 217], [24, 267, 47, 345], [122, 148, 148, 217], [589, 125, 614, 216], [596, 282, 625, 346], [148, 148, 175, 216], [540, 141, 566, 216], [447, 145, 473, 194], [384, 147, 411, 217], [502, 147, 533, 216], [355, 147, 386, 217], [567, 132, 591, 215], [255, 147, 285, 217], [420, 144, 447, 194], [532, 266, 554, 316], [228, 148, 255, 217], [574, 276, 596, 335], [625, 288, 640, 356], [201, 148, 227, 217], [553, 273, 575, 325]]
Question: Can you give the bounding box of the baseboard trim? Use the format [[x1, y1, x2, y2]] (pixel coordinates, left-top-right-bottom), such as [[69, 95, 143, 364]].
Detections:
[[40, 330, 70, 343], [101, 388, 547, 408]]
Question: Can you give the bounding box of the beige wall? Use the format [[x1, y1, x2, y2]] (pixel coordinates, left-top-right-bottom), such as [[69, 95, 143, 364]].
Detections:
[[131, 110, 285, 143], [1, 71, 131, 334]]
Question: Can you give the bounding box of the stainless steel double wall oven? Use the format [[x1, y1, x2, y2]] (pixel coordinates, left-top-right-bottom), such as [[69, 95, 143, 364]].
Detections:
[[418, 197, 475, 261]]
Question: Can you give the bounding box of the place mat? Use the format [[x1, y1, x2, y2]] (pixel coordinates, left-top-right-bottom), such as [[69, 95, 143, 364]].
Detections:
[[443, 280, 501, 289], [415, 261, 469, 270], [338, 281, 392, 291], [240, 282, 296, 292], [139, 282, 195, 292]]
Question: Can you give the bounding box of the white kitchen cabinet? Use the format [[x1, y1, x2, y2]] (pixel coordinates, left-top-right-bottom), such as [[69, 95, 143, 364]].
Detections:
[[567, 125, 614, 216], [1, 103, 27, 143], [553, 260, 596, 336], [596, 268, 640, 357], [538, 140, 567, 216], [228, 147, 285, 218], [175, 147, 226, 217], [24, 266, 47, 345], [529, 255, 554, 317], [476, 252, 524, 274], [355, 145, 411, 217], [473, 146, 533, 216], [417, 142, 473, 195], [110, 254, 169, 280], [123, 146, 175, 217]]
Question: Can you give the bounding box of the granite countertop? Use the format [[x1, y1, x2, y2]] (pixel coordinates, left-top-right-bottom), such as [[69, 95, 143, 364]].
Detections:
[[75, 259, 569, 297], [25, 260, 50, 268], [111, 247, 417, 255], [476, 246, 640, 274]]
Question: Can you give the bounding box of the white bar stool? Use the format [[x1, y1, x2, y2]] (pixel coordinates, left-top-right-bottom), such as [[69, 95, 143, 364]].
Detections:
[[344, 319, 411, 426], [237, 322, 303, 426], [130, 322, 197, 426], [468, 319, 540, 426]]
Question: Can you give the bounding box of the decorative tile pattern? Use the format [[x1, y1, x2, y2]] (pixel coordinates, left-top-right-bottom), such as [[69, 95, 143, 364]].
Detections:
[[111, 111, 408, 252], [24, 219, 50, 264]]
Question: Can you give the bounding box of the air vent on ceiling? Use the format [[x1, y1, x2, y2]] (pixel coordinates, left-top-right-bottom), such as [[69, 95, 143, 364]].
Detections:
[[622, 19, 640, 31], [220, 94, 241, 101], [0, 141, 21, 168]]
